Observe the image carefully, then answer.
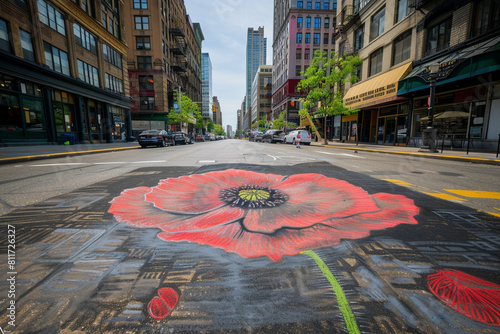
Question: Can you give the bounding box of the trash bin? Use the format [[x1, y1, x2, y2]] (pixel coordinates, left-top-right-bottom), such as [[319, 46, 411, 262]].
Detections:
[[64, 134, 76, 145]]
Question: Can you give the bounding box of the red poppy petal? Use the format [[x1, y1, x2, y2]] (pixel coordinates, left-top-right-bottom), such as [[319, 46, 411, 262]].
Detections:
[[146, 174, 230, 214], [157, 287, 179, 311], [273, 173, 380, 217], [148, 296, 170, 319], [109, 187, 178, 227], [428, 270, 500, 326], [203, 169, 285, 188], [155, 206, 244, 233]]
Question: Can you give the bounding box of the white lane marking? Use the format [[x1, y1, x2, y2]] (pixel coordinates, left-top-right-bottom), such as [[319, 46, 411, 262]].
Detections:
[[315, 151, 365, 158], [199, 160, 216, 163], [266, 154, 279, 160], [30, 163, 88, 167], [132, 161, 166, 164], [93, 162, 128, 165]]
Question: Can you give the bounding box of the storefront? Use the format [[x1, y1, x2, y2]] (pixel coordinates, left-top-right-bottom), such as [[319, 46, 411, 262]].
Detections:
[[398, 35, 500, 150], [0, 56, 131, 145], [343, 62, 413, 144]]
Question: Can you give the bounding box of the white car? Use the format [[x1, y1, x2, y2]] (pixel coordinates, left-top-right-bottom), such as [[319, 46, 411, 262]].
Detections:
[[283, 130, 312, 145]]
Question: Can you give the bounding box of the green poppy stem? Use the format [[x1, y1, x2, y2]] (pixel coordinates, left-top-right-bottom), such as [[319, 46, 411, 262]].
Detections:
[[303, 250, 360, 334]]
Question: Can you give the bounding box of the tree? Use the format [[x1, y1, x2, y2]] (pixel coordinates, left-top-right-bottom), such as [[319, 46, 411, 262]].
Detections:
[[272, 110, 298, 130], [257, 116, 267, 132], [167, 91, 200, 130], [297, 50, 362, 144], [206, 120, 215, 133], [213, 124, 226, 136]]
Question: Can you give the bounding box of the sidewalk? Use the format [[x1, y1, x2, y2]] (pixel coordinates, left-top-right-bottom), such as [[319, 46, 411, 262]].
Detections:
[[311, 140, 500, 165], [0, 142, 140, 164], [0, 140, 499, 165]]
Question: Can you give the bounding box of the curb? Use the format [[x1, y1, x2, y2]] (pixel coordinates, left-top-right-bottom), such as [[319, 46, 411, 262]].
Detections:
[[0, 145, 140, 165], [319, 144, 500, 166]]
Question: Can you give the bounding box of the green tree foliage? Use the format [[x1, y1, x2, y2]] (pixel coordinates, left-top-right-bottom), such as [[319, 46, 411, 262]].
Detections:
[[206, 120, 215, 133], [167, 91, 201, 127], [257, 116, 267, 132], [214, 124, 226, 136], [297, 50, 362, 144], [271, 111, 298, 130]]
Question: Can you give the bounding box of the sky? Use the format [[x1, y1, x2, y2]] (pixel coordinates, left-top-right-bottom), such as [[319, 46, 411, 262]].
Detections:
[[184, 0, 274, 131]]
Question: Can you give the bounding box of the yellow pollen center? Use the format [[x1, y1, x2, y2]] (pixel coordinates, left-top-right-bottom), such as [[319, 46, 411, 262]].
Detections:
[[238, 189, 270, 202]]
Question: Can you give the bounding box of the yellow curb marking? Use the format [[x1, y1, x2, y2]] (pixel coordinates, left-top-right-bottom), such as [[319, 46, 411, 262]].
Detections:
[[486, 212, 500, 218], [444, 190, 500, 199], [0, 146, 140, 162], [382, 179, 468, 201]]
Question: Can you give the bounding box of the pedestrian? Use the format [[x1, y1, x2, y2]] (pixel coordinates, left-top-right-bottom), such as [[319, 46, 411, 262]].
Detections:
[[295, 132, 301, 148]]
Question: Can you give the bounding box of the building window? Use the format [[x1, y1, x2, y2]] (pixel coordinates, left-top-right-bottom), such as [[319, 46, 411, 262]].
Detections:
[[393, 30, 411, 65], [426, 18, 452, 55], [354, 24, 364, 51], [338, 41, 345, 57], [307, 1, 312, 9], [314, 17, 321, 28], [102, 11, 107, 29], [103, 44, 122, 68], [324, 1, 330, 10], [137, 56, 152, 69], [472, 0, 500, 37], [133, 0, 148, 9], [73, 23, 97, 54], [315, 2, 321, 9], [324, 17, 330, 28], [369, 48, 383, 76], [305, 33, 311, 44], [313, 33, 320, 44], [105, 73, 124, 94], [397, 0, 413, 22], [37, 0, 65, 35], [296, 65, 302, 76], [139, 75, 154, 90], [296, 33, 303, 43], [297, 17, 303, 28], [304, 49, 310, 59], [134, 16, 149, 30], [140, 96, 155, 110], [77, 60, 99, 87], [19, 29, 35, 62], [306, 17, 311, 28], [298, 1, 303, 9], [0, 19, 11, 53], [324, 33, 329, 44], [43, 43, 70, 76], [370, 7, 385, 41], [136, 36, 151, 50]]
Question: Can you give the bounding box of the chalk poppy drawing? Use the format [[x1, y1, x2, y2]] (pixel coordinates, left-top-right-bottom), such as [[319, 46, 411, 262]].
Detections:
[[109, 169, 419, 331], [428, 269, 500, 326], [109, 169, 419, 261]]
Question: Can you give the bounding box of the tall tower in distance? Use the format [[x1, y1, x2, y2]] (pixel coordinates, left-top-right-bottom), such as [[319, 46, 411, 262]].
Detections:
[[245, 27, 267, 130], [201, 53, 213, 122]]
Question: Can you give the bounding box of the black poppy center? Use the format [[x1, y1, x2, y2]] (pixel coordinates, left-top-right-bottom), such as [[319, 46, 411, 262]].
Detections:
[[219, 185, 288, 209]]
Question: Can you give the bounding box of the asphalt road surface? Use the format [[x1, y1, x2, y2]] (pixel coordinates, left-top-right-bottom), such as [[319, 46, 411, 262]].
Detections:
[[0, 139, 499, 333]]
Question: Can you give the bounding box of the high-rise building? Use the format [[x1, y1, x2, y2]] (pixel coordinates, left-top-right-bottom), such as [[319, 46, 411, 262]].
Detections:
[[201, 53, 213, 122], [251, 65, 273, 128], [123, 0, 202, 134], [245, 27, 267, 130], [272, 0, 337, 126], [0, 0, 132, 145]]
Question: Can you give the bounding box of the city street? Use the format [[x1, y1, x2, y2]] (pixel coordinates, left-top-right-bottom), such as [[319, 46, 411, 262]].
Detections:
[[0, 139, 499, 333]]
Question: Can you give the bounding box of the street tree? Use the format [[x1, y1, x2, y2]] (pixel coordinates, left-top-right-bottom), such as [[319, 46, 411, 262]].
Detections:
[[297, 50, 362, 144], [167, 91, 201, 131], [206, 120, 215, 133], [271, 111, 298, 130], [257, 116, 267, 132]]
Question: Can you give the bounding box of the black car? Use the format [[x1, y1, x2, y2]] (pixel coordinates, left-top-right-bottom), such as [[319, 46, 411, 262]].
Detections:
[[172, 132, 193, 145], [138, 130, 174, 148], [261, 129, 284, 143]]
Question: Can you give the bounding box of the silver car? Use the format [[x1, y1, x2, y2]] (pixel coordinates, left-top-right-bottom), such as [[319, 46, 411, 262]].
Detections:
[[283, 130, 312, 145]]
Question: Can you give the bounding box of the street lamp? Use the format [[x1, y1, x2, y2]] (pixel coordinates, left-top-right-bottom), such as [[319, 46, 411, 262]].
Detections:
[[420, 63, 440, 153]]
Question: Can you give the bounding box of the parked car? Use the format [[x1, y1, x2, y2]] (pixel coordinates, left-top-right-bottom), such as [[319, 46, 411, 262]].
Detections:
[[172, 132, 193, 145], [261, 129, 284, 143], [196, 134, 205, 142], [283, 130, 312, 145], [138, 130, 174, 148], [249, 131, 263, 142]]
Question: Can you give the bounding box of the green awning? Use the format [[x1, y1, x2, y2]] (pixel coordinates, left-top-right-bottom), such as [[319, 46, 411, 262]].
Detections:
[[398, 36, 500, 95]]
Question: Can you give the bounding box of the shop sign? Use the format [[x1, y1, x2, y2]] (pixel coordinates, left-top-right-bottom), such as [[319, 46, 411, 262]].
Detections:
[[416, 59, 464, 82], [344, 83, 397, 108]]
